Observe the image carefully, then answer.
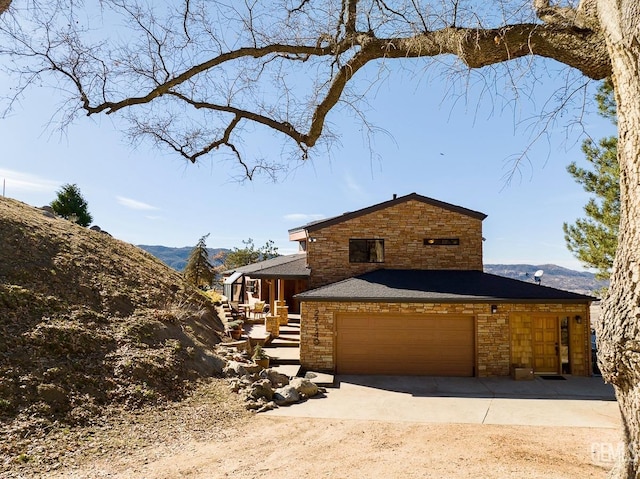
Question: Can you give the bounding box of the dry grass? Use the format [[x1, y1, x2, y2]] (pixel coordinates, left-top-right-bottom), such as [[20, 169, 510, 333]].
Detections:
[[0, 197, 231, 475]]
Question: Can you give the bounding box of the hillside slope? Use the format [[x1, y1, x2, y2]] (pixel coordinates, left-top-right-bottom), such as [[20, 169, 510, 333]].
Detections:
[[0, 197, 226, 426]]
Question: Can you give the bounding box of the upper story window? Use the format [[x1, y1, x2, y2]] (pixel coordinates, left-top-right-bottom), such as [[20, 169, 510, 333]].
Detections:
[[424, 238, 460, 246], [349, 239, 384, 263]]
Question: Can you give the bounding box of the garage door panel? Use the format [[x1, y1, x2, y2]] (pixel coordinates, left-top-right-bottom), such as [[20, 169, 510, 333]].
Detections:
[[336, 314, 475, 376]]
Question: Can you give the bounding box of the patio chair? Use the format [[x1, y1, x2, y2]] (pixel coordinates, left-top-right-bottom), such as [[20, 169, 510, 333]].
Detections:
[[251, 301, 266, 319], [247, 291, 259, 306]]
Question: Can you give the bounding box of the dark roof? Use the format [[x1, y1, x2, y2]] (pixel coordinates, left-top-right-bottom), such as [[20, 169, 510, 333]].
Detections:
[[295, 269, 595, 303], [227, 253, 310, 279], [288, 193, 487, 235]]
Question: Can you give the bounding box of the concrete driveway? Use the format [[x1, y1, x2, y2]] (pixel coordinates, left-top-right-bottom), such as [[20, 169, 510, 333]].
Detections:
[[265, 375, 620, 429]]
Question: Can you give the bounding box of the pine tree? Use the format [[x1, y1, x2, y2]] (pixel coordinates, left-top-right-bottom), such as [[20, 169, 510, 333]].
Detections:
[[50, 183, 93, 227], [184, 234, 214, 288], [563, 79, 619, 280]]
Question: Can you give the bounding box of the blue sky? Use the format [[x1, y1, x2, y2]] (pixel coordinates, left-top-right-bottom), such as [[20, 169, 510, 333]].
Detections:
[[0, 55, 616, 270]]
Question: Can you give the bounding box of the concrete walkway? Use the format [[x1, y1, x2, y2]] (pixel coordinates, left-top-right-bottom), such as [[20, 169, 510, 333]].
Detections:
[[265, 375, 620, 428]]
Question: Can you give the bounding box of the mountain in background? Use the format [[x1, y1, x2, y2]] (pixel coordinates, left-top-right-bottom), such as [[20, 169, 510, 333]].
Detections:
[[484, 264, 607, 297], [138, 245, 229, 271], [139, 245, 607, 297]]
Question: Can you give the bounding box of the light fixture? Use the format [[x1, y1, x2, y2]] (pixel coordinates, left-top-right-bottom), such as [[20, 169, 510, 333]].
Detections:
[[491, 305, 498, 314], [575, 315, 582, 324]]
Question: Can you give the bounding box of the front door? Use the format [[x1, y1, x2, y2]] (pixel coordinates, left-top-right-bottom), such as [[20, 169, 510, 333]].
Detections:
[[532, 316, 559, 374]]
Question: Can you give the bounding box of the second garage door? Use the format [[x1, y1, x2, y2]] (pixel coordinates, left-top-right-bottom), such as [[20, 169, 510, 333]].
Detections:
[[336, 314, 475, 376]]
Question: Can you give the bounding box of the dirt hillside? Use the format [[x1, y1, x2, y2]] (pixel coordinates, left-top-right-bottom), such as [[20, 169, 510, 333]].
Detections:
[[0, 196, 227, 427]]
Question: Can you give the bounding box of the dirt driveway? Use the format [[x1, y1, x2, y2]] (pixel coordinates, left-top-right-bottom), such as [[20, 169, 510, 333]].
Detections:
[[48, 416, 620, 479], [38, 377, 621, 479]]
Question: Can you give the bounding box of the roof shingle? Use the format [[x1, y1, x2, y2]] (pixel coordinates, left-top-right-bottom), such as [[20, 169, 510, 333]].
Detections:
[[227, 253, 309, 279], [288, 193, 487, 235], [295, 269, 595, 303]]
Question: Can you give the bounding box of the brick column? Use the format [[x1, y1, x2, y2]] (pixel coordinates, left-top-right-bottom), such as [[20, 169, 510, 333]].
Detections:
[[265, 315, 280, 337], [276, 300, 289, 326]]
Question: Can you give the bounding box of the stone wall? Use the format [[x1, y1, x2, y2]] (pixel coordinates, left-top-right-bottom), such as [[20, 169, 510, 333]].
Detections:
[[305, 199, 484, 288], [299, 301, 591, 377]]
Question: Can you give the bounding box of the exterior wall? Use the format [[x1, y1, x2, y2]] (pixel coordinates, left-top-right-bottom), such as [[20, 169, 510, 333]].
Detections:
[[300, 301, 592, 377], [306, 200, 484, 288]]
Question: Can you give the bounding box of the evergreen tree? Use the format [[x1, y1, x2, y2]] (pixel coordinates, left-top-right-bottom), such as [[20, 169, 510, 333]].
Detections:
[[50, 183, 93, 227], [563, 79, 619, 280], [184, 234, 214, 288], [223, 238, 279, 270]]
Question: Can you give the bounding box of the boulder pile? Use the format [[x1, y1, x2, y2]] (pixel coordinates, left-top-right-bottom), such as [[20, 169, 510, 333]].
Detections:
[[216, 345, 324, 412]]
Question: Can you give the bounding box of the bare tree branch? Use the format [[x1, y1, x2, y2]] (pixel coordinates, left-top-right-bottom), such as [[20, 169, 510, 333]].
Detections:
[[0, 0, 610, 180]]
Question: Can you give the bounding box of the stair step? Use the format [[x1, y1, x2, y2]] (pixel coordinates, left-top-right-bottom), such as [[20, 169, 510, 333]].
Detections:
[[270, 358, 300, 366], [270, 337, 299, 348], [266, 346, 300, 365], [278, 325, 300, 334]]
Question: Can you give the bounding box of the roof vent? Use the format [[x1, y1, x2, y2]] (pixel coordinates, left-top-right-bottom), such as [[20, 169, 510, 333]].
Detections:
[[393, 194, 397, 200]]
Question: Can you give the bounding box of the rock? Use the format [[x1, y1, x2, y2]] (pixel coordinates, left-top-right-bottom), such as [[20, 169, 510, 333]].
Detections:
[[227, 379, 241, 392], [90, 225, 102, 232], [246, 397, 273, 411], [40, 205, 56, 218], [259, 369, 290, 388], [248, 379, 274, 401], [243, 363, 262, 375], [256, 401, 277, 413], [273, 385, 300, 406], [289, 377, 319, 398], [223, 361, 248, 377], [199, 354, 226, 376]]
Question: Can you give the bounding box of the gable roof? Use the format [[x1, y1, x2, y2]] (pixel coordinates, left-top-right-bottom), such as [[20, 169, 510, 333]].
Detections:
[[295, 269, 595, 303], [288, 193, 487, 235], [226, 253, 310, 279]]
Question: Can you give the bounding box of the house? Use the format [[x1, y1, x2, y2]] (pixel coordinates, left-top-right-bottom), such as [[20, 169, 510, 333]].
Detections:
[[234, 193, 595, 377]]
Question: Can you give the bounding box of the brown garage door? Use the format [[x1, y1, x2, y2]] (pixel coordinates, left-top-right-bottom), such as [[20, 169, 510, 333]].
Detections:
[[336, 314, 475, 376]]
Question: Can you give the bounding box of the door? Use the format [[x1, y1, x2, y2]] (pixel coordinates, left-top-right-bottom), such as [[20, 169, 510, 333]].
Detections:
[[532, 316, 559, 374], [336, 314, 475, 376]]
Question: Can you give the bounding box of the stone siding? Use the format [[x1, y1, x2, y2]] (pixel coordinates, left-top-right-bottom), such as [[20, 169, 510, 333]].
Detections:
[[300, 301, 591, 377], [306, 199, 484, 288]]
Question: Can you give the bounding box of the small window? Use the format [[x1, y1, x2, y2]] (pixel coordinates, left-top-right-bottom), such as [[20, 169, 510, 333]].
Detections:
[[246, 279, 258, 293], [424, 238, 460, 246], [349, 239, 384, 263]]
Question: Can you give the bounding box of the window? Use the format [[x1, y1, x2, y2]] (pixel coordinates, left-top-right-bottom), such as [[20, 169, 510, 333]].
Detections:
[[349, 239, 384, 263], [423, 238, 460, 246], [246, 279, 258, 293]]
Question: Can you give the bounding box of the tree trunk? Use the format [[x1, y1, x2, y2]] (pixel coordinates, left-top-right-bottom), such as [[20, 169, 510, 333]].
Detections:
[[596, 1, 640, 477]]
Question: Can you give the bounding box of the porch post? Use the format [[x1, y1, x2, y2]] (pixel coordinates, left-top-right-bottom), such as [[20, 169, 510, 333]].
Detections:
[[276, 278, 288, 325], [269, 279, 276, 313]]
